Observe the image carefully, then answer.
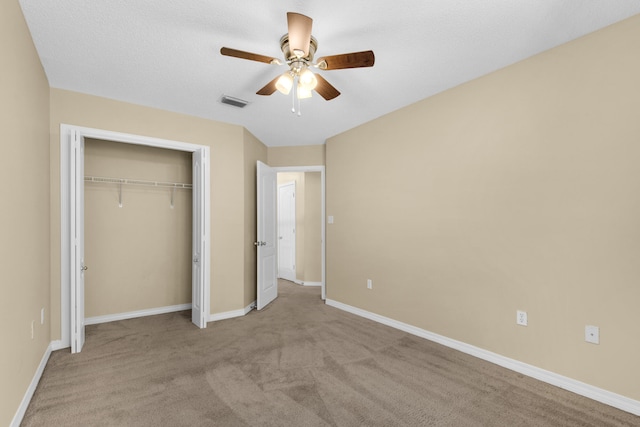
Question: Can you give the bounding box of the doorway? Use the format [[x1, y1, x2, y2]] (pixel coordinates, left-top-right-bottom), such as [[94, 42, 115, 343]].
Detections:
[[275, 166, 325, 300], [256, 163, 326, 310], [60, 125, 211, 352]]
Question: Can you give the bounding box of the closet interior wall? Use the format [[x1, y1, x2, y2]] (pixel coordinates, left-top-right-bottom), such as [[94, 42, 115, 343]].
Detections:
[[84, 138, 192, 319]]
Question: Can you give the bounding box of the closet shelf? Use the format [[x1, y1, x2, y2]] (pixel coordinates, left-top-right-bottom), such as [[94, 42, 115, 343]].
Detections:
[[84, 176, 192, 189]]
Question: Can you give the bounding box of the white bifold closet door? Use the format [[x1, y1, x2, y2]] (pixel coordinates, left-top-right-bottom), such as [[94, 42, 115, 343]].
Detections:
[[70, 130, 86, 353], [191, 149, 207, 328]]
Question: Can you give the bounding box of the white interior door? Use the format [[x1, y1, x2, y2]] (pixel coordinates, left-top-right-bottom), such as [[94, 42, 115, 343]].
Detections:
[[278, 182, 296, 281], [257, 161, 277, 310], [70, 130, 86, 353], [191, 149, 208, 328]]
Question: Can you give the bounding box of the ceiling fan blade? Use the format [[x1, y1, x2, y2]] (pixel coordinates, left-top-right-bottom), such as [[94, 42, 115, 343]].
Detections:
[[316, 50, 375, 70], [256, 75, 280, 96], [287, 12, 313, 58], [314, 74, 340, 100], [220, 47, 280, 65]]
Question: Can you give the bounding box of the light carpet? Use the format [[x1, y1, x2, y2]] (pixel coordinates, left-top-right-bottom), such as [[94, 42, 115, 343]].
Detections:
[[22, 280, 639, 426]]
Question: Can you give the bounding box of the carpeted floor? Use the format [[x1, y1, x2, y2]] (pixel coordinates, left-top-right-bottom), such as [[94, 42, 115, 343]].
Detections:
[[22, 280, 639, 426]]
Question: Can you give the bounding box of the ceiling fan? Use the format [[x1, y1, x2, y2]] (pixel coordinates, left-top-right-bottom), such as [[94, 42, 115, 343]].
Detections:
[[220, 12, 375, 102]]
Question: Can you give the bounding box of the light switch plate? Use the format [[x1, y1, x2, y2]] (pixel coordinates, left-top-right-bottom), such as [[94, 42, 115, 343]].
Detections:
[[328, 216, 334, 224]]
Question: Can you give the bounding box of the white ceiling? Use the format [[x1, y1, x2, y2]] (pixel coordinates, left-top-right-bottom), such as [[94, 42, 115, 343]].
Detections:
[[19, 1, 640, 147]]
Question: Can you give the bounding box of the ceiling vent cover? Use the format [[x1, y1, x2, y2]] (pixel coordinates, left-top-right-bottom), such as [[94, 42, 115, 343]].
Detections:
[[220, 95, 249, 108]]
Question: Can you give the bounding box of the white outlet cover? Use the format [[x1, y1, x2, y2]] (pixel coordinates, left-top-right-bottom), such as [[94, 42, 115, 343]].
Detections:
[[585, 325, 600, 344], [516, 310, 528, 326]]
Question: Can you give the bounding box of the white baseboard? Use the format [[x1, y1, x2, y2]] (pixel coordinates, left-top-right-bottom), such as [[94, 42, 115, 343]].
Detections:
[[50, 340, 65, 351], [11, 342, 54, 427], [85, 303, 192, 325], [209, 301, 255, 322], [302, 281, 322, 287], [325, 299, 640, 417], [293, 279, 304, 285]]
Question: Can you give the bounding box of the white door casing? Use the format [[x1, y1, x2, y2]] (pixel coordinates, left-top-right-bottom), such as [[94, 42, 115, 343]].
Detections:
[[70, 130, 86, 353], [277, 182, 296, 282], [61, 125, 210, 350], [256, 161, 278, 310]]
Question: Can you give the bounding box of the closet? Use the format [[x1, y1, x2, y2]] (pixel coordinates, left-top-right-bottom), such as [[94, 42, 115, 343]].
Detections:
[[83, 138, 193, 322]]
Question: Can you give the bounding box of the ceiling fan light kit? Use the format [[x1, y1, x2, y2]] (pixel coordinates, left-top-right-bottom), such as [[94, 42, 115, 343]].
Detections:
[[220, 12, 375, 114], [276, 72, 294, 95]]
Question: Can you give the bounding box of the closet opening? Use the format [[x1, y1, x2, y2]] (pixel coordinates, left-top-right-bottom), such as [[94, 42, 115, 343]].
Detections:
[[83, 139, 193, 327], [60, 125, 210, 353]]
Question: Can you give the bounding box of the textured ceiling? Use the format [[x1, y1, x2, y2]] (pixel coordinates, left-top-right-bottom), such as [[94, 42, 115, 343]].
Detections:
[[19, 1, 640, 147]]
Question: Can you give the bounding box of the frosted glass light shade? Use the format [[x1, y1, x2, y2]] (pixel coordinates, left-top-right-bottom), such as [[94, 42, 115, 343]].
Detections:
[[297, 84, 312, 99], [276, 72, 293, 95], [298, 68, 317, 91]]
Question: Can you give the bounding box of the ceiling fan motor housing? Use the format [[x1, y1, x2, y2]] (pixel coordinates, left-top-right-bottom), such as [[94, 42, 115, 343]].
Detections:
[[280, 34, 318, 63]]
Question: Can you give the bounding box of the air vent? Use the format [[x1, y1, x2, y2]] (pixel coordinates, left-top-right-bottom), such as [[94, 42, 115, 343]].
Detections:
[[220, 95, 249, 108]]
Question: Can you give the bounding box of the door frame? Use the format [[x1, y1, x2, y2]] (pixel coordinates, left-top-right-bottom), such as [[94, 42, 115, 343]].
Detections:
[[59, 124, 211, 348], [273, 166, 326, 300]]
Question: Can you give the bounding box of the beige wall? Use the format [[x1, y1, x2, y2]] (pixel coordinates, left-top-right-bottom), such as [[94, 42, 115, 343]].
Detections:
[[277, 172, 322, 283], [84, 139, 192, 317], [303, 172, 322, 283], [326, 15, 640, 401], [268, 145, 325, 166], [50, 89, 253, 339], [1, 2, 51, 425], [243, 129, 268, 306]]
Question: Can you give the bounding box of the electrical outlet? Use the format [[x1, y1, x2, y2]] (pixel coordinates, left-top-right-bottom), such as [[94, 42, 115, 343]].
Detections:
[[41, 308, 45, 325], [367, 279, 372, 289], [516, 310, 528, 326], [585, 325, 600, 344], [31, 320, 35, 339]]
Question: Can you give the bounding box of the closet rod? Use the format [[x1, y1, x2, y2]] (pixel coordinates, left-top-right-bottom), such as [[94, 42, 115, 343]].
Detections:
[[84, 176, 192, 189]]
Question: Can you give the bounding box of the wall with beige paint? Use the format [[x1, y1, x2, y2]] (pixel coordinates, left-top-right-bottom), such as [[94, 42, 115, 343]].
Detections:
[[84, 139, 192, 317], [303, 172, 322, 283], [0, 2, 51, 425], [326, 15, 640, 401], [50, 89, 255, 339], [268, 145, 325, 166]]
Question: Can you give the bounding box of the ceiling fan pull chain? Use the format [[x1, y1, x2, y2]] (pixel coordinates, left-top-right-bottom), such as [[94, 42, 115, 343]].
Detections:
[[297, 95, 302, 117], [291, 82, 296, 114]]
